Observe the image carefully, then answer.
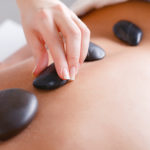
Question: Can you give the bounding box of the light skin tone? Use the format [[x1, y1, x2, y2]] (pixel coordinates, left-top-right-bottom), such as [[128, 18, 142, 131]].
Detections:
[[16, 0, 91, 81], [16, 0, 133, 81], [0, 1, 150, 150]]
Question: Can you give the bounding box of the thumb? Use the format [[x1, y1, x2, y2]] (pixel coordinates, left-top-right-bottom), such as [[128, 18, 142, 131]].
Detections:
[[32, 49, 49, 77], [25, 32, 49, 77]]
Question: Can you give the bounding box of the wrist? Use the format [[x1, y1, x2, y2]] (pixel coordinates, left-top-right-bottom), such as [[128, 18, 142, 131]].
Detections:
[[16, 0, 30, 11]]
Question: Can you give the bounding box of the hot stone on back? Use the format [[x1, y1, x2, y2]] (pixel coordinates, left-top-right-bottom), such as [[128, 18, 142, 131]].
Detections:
[[33, 63, 68, 90], [33, 42, 106, 90], [85, 42, 105, 62], [0, 88, 38, 141], [113, 20, 143, 46]]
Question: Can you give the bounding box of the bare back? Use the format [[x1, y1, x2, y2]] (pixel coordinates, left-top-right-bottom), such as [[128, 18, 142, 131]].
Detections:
[[0, 1, 150, 150]]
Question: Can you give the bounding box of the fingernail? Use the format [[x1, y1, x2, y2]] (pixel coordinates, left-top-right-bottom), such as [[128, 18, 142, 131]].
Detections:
[[32, 65, 37, 77], [63, 68, 70, 80], [32, 73, 36, 78], [70, 66, 76, 81]]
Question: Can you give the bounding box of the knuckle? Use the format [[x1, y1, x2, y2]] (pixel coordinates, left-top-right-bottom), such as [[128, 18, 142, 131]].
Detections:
[[82, 26, 90, 37], [69, 55, 79, 63], [70, 28, 81, 39], [36, 8, 49, 20], [53, 3, 64, 12]]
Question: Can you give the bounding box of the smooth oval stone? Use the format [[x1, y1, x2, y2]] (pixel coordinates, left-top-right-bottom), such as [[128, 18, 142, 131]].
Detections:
[[0, 88, 38, 141], [113, 20, 143, 46], [33, 63, 68, 90], [85, 42, 105, 62]]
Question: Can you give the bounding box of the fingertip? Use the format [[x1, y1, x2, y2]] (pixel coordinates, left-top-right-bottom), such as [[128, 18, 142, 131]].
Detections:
[[32, 65, 39, 77], [62, 68, 70, 80], [32, 51, 49, 77], [55, 65, 70, 80], [69, 63, 80, 81], [70, 66, 76, 81], [32, 65, 38, 77]]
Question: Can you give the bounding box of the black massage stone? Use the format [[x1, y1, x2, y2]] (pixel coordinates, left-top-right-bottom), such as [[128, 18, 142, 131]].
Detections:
[[113, 20, 143, 46], [33, 63, 68, 90], [0, 88, 38, 141], [85, 42, 105, 62], [33, 42, 105, 90]]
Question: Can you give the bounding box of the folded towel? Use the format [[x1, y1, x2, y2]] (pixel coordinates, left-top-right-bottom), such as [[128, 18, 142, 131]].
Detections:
[[0, 20, 26, 61]]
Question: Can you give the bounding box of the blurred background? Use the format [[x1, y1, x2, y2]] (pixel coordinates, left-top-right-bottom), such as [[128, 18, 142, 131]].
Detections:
[[0, 0, 75, 61], [0, 0, 75, 23], [0, 0, 77, 61]]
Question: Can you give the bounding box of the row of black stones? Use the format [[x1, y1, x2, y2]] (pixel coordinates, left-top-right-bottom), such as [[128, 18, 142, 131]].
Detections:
[[0, 19, 143, 141], [33, 19, 143, 90], [0, 42, 105, 141]]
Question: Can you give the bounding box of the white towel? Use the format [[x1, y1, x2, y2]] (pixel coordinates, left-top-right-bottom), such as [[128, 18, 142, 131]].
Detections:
[[71, 0, 128, 16], [0, 20, 27, 61]]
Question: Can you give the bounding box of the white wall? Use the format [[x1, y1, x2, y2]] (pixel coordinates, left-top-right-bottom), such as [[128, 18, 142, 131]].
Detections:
[[0, 0, 20, 23], [0, 0, 75, 23]]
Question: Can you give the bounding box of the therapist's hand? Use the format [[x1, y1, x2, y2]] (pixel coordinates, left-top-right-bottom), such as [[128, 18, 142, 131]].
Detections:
[[16, 0, 90, 80]]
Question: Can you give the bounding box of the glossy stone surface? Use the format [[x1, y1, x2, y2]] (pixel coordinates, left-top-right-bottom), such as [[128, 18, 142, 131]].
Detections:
[[0, 88, 38, 141], [113, 20, 143, 46], [33, 42, 105, 90], [85, 42, 105, 62], [33, 63, 68, 90]]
